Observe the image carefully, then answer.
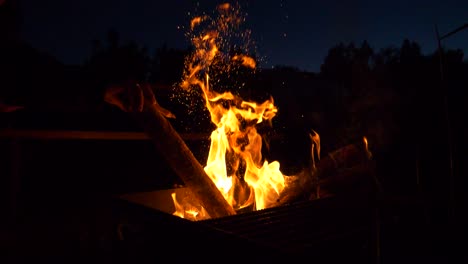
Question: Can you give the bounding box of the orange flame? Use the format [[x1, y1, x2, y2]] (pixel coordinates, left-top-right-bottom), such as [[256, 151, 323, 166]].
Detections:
[[309, 129, 321, 170], [171, 192, 210, 221], [190, 16, 204, 30], [217, 3, 231, 11], [363, 136, 372, 159], [232, 55, 257, 68], [173, 3, 289, 218]]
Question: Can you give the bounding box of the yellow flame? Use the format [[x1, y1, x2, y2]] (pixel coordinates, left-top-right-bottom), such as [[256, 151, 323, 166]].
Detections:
[[203, 94, 283, 210], [173, 3, 289, 218], [171, 192, 186, 219]]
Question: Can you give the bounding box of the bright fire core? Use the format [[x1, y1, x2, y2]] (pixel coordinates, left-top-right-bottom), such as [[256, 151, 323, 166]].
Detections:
[[172, 3, 288, 220]]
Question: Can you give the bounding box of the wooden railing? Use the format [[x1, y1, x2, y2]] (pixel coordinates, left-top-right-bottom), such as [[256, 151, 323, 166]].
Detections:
[[0, 129, 211, 141], [0, 129, 285, 141]]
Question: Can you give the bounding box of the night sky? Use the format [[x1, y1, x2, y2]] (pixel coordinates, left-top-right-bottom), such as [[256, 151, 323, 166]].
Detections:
[[18, 0, 468, 72]]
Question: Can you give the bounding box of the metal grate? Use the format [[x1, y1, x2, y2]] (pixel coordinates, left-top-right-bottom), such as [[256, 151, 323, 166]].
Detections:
[[201, 193, 377, 261]]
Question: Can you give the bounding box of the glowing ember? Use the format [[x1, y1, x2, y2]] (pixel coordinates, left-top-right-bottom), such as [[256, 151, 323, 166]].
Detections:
[[172, 2, 291, 219]]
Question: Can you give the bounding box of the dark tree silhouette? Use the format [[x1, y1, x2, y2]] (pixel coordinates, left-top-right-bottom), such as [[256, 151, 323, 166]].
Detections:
[[149, 44, 189, 85], [83, 29, 151, 110]]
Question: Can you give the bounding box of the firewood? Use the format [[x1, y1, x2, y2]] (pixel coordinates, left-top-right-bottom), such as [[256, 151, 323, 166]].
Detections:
[[276, 139, 373, 206], [316, 141, 372, 180], [311, 162, 375, 200], [105, 83, 236, 218]]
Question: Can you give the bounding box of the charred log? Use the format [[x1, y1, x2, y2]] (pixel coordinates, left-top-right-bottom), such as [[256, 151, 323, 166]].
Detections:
[[313, 162, 376, 199], [277, 139, 374, 206], [316, 140, 372, 179]]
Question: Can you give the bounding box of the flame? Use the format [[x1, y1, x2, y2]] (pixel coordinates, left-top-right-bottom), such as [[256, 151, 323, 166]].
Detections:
[[171, 192, 210, 221], [172, 3, 289, 218], [363, 136, 372, 159], [217, 3, 231, 10], [309, 129, 321, 170], [172, 192, 185, 219], [190, 16, 204, 30], [232, 55, 256, 68]]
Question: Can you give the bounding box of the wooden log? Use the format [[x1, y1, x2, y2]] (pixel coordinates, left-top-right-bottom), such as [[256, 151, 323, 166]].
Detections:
[[319, 163, 374, 190], [317, 140, 372, 179], [276, 140, 373, 206], [105, 83, 236, 218], [275, 173, 314, 207], [311, 162, 376, 200]]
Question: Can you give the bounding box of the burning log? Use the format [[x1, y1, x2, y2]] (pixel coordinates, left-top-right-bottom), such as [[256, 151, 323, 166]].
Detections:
[[277, 138, 374, 205], [105, 83, 236, 218]]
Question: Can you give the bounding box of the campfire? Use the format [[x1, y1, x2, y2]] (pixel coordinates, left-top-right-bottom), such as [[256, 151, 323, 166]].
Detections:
[[105, 2, 374, 221]]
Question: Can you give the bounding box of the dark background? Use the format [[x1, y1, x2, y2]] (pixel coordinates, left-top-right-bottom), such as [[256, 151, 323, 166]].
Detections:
[[1, 0, 467, 263], [15, 0, 468, 72]]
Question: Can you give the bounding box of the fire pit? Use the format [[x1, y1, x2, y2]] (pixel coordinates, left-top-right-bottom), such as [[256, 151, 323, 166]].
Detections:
[[4, 2, 461, 263], [107, 2, 374, 221], [117, 186, 378, 262], [106, 3, 379, 261]]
